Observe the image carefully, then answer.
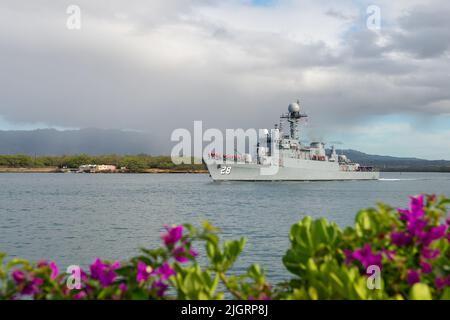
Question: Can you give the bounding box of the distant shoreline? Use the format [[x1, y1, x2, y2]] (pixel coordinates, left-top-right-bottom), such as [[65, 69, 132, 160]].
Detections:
[[2, 154, 449, 173], [1, 167, 450, 174], [0, 167, 208, 174], [0, 167, 59, 173]]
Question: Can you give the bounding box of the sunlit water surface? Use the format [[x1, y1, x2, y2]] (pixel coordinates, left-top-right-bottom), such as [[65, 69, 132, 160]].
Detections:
[[1, 172, 449, 282]]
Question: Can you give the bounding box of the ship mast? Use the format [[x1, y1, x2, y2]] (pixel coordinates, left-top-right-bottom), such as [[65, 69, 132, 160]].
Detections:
[[279, 100, 308, 141]]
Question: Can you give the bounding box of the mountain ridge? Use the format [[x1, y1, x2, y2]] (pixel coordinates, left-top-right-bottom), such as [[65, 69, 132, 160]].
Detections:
[[0, 128, 156, 155], [0, 129, 449, 171]]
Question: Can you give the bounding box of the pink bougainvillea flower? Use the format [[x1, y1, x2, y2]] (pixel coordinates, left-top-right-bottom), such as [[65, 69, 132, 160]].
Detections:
[[161, 225, 183, 246], [154, 262, 176, 281], [420, 261, 432, 274], [435, 276, 449, 290], [35, 259, 58, 279], [428, 225, 447, 240], [421, 247, 440, 260], [136, 261, 152, 283], [12, 270, 26, 284], [90, 258, 120, 288], [73, 291, 87, 300], [407, 270, 421, 285], [21, 276, 44, 296], [174, 256, 189, 263], [396, 195, 448, 247], [11, 270, 44, 296], [149, 262, 176, 297], [391, 231, 412, 247], [408, 218, 428, 238], [352, 244, 382, 269], [119, 283, 127, 293], [398, 208, 410, 222], [189, 249, 199, 258], [410, 194, 425, 215], [398, 194, 426, 223], [152, 280, 168, 297], [77, 268, 88, 284], [90, 258, 105, 280], [381, 249, 396, 261], [398, 195, 425, 220], [343, 249, 355, 264], [49, 261, 59, 280], [415, 224, 447, 246], [173, 246, 189, 263], [396, 195, 443, 246]]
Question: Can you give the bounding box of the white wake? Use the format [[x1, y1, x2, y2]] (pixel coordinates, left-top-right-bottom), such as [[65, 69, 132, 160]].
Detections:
[[379, 178, 418, 181]]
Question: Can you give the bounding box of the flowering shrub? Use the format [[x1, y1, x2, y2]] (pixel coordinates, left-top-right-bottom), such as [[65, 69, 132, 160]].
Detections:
[[282, 194, 449, 299], [0, 194, 448, 300]]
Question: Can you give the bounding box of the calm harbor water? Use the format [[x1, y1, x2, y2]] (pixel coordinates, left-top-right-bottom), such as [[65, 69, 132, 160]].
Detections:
[[1, 172, 449, 283]]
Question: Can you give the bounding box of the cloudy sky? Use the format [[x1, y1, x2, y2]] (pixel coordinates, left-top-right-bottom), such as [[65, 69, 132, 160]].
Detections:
[[0, 0, 449, 159]]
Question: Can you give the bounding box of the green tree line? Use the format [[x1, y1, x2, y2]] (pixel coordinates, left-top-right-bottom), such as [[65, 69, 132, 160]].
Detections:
[[0, 154, 205, 172]]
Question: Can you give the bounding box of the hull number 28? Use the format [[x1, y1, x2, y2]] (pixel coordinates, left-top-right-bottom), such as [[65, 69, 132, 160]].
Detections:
[[220, 166, 232, 175]]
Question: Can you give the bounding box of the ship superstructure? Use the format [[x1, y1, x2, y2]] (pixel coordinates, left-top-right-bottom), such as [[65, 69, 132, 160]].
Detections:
[[204, 101, 379, 181]]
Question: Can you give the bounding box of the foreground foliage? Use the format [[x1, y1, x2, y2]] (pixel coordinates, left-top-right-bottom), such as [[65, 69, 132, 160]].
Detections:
[[0, 194, 448, 300]]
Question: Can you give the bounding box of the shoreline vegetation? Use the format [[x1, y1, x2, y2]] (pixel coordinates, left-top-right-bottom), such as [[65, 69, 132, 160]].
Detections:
[[0, 167, 208, 174], [1, 194, 449, 300], [1, 153, 450, 173], [0, 154, 206, 173]]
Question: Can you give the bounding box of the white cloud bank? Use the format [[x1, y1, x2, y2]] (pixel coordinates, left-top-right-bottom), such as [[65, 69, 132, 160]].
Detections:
[[0, 0, 449, 158]]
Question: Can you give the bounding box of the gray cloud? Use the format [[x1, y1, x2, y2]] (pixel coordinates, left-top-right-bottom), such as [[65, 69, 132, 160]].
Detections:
[[389, 5, 450, 58], [0, 0, 449, 157], [325, 8, 356, 21]]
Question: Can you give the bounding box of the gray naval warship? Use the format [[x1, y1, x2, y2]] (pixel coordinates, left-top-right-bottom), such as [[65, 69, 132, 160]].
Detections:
[[204, 101, 380, 181]]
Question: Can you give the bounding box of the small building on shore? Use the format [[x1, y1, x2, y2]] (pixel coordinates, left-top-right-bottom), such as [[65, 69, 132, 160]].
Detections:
[[96, 165, 117, 172], [77, 164, 96, 173], [77, 164, 117, 173]]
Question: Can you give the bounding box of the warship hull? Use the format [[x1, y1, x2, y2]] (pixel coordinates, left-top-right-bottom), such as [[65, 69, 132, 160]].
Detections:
[[206, 160, 380, 181]]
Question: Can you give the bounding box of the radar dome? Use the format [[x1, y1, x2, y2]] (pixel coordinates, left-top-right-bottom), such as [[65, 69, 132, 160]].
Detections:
[[288, 102, 300, 113]]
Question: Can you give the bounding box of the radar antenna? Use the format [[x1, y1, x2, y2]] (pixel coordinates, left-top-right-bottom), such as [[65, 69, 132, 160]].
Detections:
[[280, 99, 308, 140]]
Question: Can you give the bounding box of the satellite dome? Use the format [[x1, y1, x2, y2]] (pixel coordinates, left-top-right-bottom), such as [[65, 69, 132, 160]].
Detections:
[[288, 102, 300, 113]]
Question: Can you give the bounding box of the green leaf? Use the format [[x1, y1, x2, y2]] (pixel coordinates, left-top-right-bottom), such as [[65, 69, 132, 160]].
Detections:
[[283, 217, 342, 277], [206, 242, 216, 260], [440, 287, 450, 300], [409, 283, 432, 300], [308, 286, 318, 300], [355, 210, 373, 236], [6, 258, 29, 269], [131, 289, 149, 300], [202, 221, 219, 233]]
